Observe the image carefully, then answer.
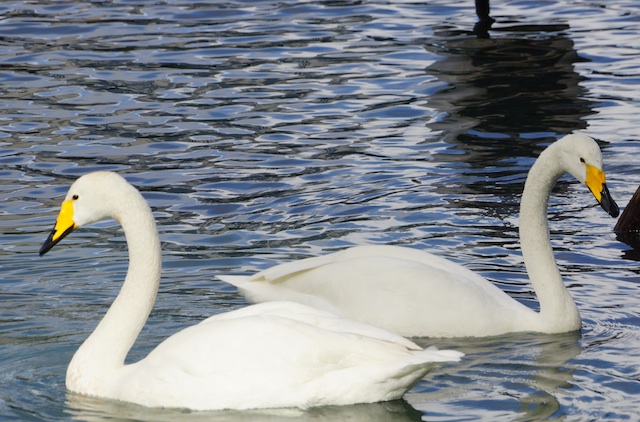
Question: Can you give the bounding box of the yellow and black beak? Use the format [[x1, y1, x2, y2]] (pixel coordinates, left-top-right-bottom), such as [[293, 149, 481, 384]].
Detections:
[[39, 200, 77, 256], [586, 164, 619, 218]]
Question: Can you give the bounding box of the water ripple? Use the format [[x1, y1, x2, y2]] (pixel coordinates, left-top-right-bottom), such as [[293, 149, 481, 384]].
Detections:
[[1, 0, 640, 420]]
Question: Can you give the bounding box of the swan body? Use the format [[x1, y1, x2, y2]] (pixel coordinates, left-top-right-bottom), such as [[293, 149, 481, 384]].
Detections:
[[219, 134, 619, 338], [39, 171, 462, 410]]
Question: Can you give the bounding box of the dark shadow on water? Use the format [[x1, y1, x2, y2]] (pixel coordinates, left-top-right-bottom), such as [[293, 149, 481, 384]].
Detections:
[[619, 246, 640, 263], [417, 11, 604, 225], [423, 18, 595, 167], [614, 184, 640, 252]]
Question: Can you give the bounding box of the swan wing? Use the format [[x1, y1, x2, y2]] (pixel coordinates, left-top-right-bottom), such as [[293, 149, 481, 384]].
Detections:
[[225, 245, 473, 282], [202, 301, 421, 350], [219, 245, 530, 337], [118, 302, 462, 410]]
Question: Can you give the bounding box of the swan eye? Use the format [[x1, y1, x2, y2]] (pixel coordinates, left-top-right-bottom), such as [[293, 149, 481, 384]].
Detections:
[[72, 194, 79, 200], [579, 157, 585, 164]]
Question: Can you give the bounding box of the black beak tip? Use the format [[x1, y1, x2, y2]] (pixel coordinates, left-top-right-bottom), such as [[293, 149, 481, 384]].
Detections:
[[39, 233, 57, 256], [600, 184, 619, 218], [39, 224, 75, 256]]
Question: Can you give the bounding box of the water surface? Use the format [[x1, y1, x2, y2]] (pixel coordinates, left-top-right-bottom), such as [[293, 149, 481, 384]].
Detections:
[[1, 1, 639, 420]]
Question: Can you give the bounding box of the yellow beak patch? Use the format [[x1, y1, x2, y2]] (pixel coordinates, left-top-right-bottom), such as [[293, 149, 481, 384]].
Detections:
[[51, 200, 77, 241], [39, 199, 78, 256], [584, 163, 619, 217], [585, 163, 605, 202]]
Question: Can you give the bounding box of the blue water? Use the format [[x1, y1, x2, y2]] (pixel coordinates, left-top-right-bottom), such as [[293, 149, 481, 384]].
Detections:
[[1, 0, 640, 420]]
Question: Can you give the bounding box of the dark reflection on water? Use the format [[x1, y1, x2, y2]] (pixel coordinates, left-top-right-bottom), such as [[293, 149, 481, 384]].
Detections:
[[425, 23, 593, 164], [414, 15, 609, 273]]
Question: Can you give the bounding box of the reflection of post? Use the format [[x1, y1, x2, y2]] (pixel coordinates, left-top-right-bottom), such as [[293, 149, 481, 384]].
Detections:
[[474, 0, 495, 38], [424, 22, 594, 166], [475, 0, 491, 20]]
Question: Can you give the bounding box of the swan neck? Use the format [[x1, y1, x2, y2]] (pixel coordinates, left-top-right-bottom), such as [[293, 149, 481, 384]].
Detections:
[[519, 147, 579, 329], [67, 192, 161, 386]]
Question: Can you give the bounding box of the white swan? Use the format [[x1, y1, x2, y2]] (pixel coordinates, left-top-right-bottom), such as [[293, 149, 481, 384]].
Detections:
[[219, 134, 619, 338], [38, 171, 462, 411]]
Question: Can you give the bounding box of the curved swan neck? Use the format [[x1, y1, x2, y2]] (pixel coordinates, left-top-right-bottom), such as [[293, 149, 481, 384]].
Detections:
[[519, 144, 579, 329], [67, 185, 162, 385]]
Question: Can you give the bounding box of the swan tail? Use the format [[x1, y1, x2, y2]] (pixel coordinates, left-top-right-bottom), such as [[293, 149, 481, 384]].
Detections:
[[417, 346, 465, 363], [217, 275, 249, 288], [373, 347, 464, 403]]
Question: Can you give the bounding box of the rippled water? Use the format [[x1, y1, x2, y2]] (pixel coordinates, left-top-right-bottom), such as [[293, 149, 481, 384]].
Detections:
[[1, 0, 639, 420]]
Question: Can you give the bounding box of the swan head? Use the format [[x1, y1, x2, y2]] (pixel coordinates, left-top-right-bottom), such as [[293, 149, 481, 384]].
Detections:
[[39, 172, 135, 256], [555, 134, 619, 218]]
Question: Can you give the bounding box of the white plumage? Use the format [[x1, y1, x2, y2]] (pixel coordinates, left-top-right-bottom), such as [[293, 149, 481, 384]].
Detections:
[[39, 171, 461, 410], [220, 134, 619, 338]]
